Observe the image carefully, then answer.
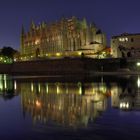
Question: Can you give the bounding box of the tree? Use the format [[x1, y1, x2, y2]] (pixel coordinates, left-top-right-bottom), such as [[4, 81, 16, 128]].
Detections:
[[0, 46, 18, 59]]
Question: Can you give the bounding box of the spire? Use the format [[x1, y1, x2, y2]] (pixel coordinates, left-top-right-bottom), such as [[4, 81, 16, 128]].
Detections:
[[82, 18, 87, 29], [31, 20, 35, 29], [41, 21, 46, 28]]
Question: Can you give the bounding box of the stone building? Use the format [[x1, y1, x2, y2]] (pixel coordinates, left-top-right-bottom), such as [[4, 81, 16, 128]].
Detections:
[[20, 17, 106, 60], [111, 33, 140, 58]]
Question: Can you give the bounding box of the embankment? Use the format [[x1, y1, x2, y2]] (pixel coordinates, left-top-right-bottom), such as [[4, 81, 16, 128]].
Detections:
[[0, 58, 138, 76]]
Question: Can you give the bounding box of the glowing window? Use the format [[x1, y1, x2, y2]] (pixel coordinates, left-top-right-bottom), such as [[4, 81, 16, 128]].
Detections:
[[119, 37, 128, 42], [35, 39, 40, 45], [125, 37, 128, 41], [119, 38, 122, 41]]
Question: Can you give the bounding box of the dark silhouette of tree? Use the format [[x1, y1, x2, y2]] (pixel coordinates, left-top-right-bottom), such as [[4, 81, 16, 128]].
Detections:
[[0, 46, 18, 59]]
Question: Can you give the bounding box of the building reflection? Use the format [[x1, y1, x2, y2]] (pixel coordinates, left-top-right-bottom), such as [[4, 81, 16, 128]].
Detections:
[[17, 82, 108, 128], [111, 76, 140, 111], [0, 74, 15, 99], [14, 76, 140, 127]]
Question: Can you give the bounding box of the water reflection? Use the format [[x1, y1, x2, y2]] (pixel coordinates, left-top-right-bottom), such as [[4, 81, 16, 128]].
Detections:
[[17, 82, 108, 128], [0, 74, 15, 100], [112, 76, 140, 111], [2, 74, 140, 129]]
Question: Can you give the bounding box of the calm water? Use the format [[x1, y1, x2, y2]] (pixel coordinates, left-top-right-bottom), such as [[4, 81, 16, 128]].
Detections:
[[0, 75, 140, 140]]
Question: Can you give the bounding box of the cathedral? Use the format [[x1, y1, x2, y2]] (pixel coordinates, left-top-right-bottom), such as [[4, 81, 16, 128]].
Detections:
[[20, 17, 107, 60]]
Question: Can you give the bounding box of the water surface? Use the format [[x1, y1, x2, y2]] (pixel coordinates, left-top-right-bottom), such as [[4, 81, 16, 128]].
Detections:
[[0, 75, 140, 140]]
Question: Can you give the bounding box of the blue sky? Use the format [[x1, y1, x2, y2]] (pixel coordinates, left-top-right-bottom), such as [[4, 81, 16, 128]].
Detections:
[[0, 0, 140, 50]]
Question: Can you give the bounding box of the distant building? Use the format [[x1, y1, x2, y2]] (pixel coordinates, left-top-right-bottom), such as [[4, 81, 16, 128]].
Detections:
[[20, 17, 107, 60], [111, 33, 140, 58]]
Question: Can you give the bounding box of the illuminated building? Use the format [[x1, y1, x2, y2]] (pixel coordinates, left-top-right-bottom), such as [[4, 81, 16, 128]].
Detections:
[[20, 17, 106, 60], [111, 33, 140, 58]]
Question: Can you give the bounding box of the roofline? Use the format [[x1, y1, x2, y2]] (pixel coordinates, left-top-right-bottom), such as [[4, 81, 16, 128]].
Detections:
[[112, 33, 140, 39]]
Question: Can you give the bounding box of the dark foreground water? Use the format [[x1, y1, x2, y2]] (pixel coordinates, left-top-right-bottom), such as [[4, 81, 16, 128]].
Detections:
[[0, 75, 140, 140]]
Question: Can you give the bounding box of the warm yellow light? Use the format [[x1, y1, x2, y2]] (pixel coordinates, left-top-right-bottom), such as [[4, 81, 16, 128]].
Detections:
[[14, 81, 17, 90], [125, 38, 128, 41], [0, 81, 3, 90], [59, 105, 61, 110], [4, 80, 7, 89], [120, 103, 123, 108], [56, 53, 61, 56], [31, 83, 34, 92], [38, 83, 41, 93], [120, 102, 129, 109], [122, 102, 126, 108], [126, 102, 129, 109], [78, 82, 82, 95], [46, 83, 48, 93], [137, 76, 140, 87], [36, 100, 41, 107], [119, 37, 128, 42], [56, 84, 60, 94], [35, 39, 40, 45], [78, 52, 82, 55], [137, 62, 140, 66]]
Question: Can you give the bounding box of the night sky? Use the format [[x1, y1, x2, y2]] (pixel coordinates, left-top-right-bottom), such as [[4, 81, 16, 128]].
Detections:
[[0, 0, 140, 50]]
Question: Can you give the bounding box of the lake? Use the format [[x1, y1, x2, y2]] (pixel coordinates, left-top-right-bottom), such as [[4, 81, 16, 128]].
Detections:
[[0, 74, 140, 140]]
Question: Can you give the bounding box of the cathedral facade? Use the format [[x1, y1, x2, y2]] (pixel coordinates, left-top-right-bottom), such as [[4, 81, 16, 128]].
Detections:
[[20, 17, 106, 60]]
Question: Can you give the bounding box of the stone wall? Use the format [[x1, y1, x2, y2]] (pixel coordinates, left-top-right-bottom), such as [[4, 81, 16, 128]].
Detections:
[[11, 58, 85, 76], [0, 58, 138, 76]]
